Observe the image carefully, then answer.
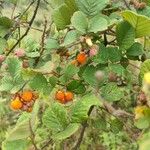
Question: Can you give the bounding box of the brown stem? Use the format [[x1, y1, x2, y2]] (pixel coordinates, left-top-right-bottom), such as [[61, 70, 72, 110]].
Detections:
[[34, 17, 48, 67], [6, 0, 41, 56], [123, 0, 131, 9], [14, 0, 36, 19], [103, 101, 134, 117], [41, 138, 53, 150], [29, 120, 39, 150], [11, 4, 16, 19], [72, 106, 94, 150]]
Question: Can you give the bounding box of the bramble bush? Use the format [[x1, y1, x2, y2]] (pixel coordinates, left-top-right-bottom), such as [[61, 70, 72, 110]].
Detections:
[[1, 0, 150, 149]]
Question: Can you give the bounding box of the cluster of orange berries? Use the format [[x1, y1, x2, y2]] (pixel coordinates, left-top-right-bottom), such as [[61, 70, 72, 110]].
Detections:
[[72, 52, 87, 66], [55, 90, 74, 104], [10, 91, 38, 112]]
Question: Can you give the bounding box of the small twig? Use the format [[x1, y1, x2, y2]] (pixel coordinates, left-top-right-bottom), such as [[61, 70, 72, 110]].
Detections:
[[34, 17, 48, 67], [14, 0, 36, 19], [104, 32, 108, 46], [41, 139, 53, 150], [16, 80, 29, 93], [6, 0, 41, 56], [108, 38, 116, 44], [123, 0, 131, 9], [103, 101, 134, 117], [129, 62, 140, 70], [11, 4, 16, 19], [20, 23, 44, 32], [72, 106, 94, 150], [29, 119, 39, 150]]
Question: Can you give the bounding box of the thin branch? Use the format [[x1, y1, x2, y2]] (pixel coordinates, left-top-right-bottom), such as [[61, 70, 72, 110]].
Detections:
[[16, 80, 29, 93], [14, 0, 36, 19], [29, 119, 39, 150], [20, 23, 44, 32], [103, 101, 134, 117], [11, 4, 16, 19], [6, 0, 41, 56], [123, 0, 131, 9], [72, 106, 94, 150], [34, 17, 48, 67], [41, 138, 53, 150], [129, 62, 140, 70]]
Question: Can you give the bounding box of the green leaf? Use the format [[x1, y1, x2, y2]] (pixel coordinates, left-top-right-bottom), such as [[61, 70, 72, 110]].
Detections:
[[75, 0, 109, 16], [52, 4, 74, 30], [26, 51, 40, 58], [33, 61, 55, 74], [54, 123, 80, 140], [108, 64, 126, 76], [116, 21, 135, 50], [6, 57, 22, 79], [29, 74, 48, 93], [71, 11, 88, 34], [137, 6, 150, 17], [0, 76, 13, 92], [93, 45, 121, 64], [6, 116, 31, 141], [2, 139, 29, 150], [43, 103, 69, 132], [139, 131, 150, 150], [101, 83, 124, 102], [6, 103, 39, 141], [93, 44, 108, 64], [91, 118, 107, 130], [122, 10, 150, 38], [82, 65, 97, 86], [107, 47, 121, 62], [134, 117, 150, 129], [88, 15, 108, 33], [65, 0, 78, 13], [71, 11, 108, 34], [0, 38, 7, 54], [46, 38, 60, 50], [67, 80, 86, 94], [0, 17, 13, 37], [49, 76, 58, 88], [71, 94, 100, 123], [110, 118, 123, 133], [61, 30, 78, 46], [60, 64, 79, 84], [126, 42, 143, 57], [140, 59, 150, 81]]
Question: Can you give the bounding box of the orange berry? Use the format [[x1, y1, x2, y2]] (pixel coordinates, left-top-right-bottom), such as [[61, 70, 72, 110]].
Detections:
[[65, 91, 74, 102], [55, 91, 65, 103], [10, 97, 23, 110], [77, 53, 87, 64], [21, 91, 33, 102]]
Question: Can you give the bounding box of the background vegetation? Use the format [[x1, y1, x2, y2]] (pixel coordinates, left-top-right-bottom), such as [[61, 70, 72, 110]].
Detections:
[[1, 0, 150, 150]]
